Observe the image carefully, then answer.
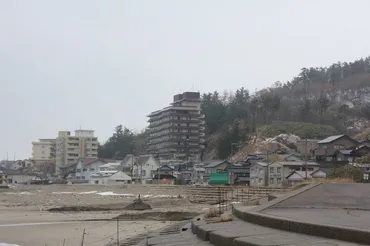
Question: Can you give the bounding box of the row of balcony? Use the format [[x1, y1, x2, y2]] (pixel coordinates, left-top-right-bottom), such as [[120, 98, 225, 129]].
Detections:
[[148, 131, 202, 140]]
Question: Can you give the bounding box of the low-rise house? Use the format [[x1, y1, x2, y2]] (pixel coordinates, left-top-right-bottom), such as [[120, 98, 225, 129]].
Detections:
[[285, 169, 327, 186], [0, 167, 37, 184], [249, 162, 269, 186], [296, 139, 319, 158], [268, 161, 320, 186], [282, 153, 302, 161], [69, 158, 120, 183], [226, 163, 250, 185], [155, 165, 175, 176], [192, 163, 205, 184], [90, 171, 132, 185], [120, 154, 135, 171], [315, 135, 359, 162], [334, 145, 370, 162], [131, 155, 159, 184], [99, 162, 120, 172], [202, 160, 230, 183]]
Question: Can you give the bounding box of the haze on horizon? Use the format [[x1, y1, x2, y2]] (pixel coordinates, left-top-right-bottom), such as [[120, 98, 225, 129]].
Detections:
[[1, 0, 370, 159]]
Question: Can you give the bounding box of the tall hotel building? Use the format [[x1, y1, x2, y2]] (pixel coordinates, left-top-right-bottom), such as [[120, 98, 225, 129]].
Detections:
[[147, 92, 205, 160]]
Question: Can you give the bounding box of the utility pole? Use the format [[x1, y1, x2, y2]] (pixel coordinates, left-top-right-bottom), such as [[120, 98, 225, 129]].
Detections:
[[116, 217, 120, 246], [186, 138, 189, 161], [305, 138, 308, 179], [131, 141, 135, 182]]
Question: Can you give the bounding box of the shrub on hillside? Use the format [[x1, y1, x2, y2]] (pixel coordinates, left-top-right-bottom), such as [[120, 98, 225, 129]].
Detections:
[[258, 121, 338, 139]]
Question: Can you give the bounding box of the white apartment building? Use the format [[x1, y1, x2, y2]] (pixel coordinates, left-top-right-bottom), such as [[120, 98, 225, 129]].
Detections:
[[56, 130, 98, 173], [31, 139, 56, 165]]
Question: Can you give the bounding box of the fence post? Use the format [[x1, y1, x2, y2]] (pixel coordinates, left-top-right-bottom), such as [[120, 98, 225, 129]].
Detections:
[[218, 186, 221, 216], [231, 186, 234, 202], [117, 217, 120, 246], [241, 189, 244, 202]]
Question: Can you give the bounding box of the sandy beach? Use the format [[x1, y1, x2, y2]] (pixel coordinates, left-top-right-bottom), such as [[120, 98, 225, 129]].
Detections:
[[0, 184, 206, 246]]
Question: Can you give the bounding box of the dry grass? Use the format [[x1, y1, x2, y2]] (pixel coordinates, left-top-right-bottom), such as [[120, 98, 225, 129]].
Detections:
[[210, 214, 233, 223], [204, 208, 220, 218], [304, 178, 355, 184]]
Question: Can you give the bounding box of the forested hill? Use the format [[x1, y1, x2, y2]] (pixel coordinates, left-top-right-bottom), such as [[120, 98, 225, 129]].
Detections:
[[98, 56, 370, 160], [202, 57, 370, 159]]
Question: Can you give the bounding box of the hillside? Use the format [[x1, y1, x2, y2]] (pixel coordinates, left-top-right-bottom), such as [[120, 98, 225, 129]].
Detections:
[[202, 57, 370, 160], [98, 56, 370, 161]]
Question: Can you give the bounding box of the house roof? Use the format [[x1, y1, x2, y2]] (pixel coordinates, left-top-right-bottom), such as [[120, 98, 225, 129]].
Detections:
[[80, 158, 119, 166], [121, 154, 134, 164], [275, 161, 319, 166], [159, 165, 175, 170], [317, 135, 345, 144], [283, 153, 302, 159], [99, 162, 120, 169], [0, 166, 24, 175], [285, 171, 305, 181], [203, 160, 228, 168], [136, 155, 152, 165], [92, 171, 132, 180], [310, 169, 327, 178], [252, 162, 269, 167]]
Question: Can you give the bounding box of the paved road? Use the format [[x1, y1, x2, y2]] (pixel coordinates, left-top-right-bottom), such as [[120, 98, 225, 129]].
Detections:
[[263, 208, 370, 230], [272, 183, 370, 209]]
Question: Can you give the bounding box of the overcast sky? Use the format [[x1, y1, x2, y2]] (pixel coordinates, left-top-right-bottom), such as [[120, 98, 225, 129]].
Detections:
[[1, 0, 370, 159]]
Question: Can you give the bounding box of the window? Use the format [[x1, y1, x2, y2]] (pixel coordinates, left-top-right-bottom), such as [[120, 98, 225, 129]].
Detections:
[[269, 167, 274, 173], [307, 168, 314, 172], [277, 167, 282, 174], [83, 168, 87, 172], [90, 168, 95, 172], [321, 145, 327, 149], [258, 178, 263, 184], [269, 178, 274, 184], [76, 169, 81, 173], [334, 144, 344, 150], [141, 170, 146, 176], [277, 178, 282, 184]]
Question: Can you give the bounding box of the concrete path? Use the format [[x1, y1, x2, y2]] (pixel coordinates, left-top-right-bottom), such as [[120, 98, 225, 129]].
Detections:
[[192, 218, 363, 246], [263, 208, 370, 230]]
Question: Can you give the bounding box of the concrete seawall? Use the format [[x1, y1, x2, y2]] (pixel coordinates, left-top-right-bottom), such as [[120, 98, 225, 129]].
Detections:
[[232, 183, 370, 245]]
